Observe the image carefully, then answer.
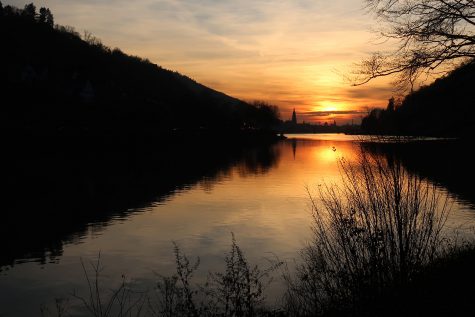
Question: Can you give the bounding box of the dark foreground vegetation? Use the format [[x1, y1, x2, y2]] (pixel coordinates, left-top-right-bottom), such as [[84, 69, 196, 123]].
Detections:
[[41, 241, 475, 317], [38, 146, 475, 317], [0, 3, 280, 142], [361, 61, 475, 137]]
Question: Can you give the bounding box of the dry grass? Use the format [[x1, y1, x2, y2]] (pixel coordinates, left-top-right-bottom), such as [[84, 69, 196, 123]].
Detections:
[[148, 235, 282, 317]]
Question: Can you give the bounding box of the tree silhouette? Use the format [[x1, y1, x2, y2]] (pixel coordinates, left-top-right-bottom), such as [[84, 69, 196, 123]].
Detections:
[[354, 0, 475, 89], [361, 61, 475, 137], [386, 97, 395, 112], [22, 3, 36, 19], [38, 7, 46, 23], [250, 101, 281, 129], [45, 7, 53, 26], [2, 3, 281, 139], [38, 7, 53, 26], [3, 4, 14, 16]]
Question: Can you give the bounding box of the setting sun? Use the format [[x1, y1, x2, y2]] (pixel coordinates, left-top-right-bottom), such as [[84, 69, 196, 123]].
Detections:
[[314, 101, 345, 113], [4, 0, 393, 124]]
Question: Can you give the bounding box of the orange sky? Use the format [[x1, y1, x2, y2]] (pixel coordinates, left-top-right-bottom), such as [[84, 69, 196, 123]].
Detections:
[[9, 0, 398, 124]]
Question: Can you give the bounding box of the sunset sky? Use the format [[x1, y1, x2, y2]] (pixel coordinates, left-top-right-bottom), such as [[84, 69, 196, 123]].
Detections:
[[8, 0, 397, 123]]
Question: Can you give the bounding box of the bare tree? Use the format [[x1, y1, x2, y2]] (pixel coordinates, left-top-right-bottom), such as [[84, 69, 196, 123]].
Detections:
[[354, 0, 475, 90], [284, 148, 451, 315]]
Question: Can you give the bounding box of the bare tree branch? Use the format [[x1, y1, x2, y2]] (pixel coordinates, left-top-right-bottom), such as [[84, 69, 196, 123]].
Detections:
[[354, 0, 475, 89]]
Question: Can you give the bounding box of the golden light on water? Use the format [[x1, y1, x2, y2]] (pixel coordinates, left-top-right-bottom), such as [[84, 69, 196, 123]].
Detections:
[[313, 143, 356, 165], [316, 146, 340, 163]]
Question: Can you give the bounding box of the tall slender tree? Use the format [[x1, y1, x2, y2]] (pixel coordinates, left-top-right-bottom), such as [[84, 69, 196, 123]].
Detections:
[[38, 7, 47, 23], [45, 8, 54, 27]]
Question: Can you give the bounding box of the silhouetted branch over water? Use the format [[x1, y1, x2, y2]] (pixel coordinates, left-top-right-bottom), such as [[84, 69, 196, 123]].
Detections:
[[354, 0, 475, 89], [352, 0, 475, 138]]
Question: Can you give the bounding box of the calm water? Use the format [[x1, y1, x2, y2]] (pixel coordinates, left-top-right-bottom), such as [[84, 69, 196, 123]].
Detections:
[[1, 134, 474, 316]]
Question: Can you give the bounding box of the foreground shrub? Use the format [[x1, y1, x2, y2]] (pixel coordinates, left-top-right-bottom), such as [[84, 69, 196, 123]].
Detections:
[[284, 148, 450, 316], [148, 235, 282, 317]]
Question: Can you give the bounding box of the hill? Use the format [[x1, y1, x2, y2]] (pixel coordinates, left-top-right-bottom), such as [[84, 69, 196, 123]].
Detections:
[[0, 3, 280, 142], [361, 61, 475, 137]]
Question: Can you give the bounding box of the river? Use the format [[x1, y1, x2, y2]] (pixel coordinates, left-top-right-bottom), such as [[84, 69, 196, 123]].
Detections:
[[1, 134, 474, 316]]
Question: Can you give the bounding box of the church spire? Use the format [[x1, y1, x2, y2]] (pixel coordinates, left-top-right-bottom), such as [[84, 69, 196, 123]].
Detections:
[[291, 108, 297, 125]]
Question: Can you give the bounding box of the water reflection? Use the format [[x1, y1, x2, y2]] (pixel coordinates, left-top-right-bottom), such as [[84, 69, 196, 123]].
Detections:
[[0, 141, 281, 269], [0, 135, 474, 316], [362, 140, 475, 208]]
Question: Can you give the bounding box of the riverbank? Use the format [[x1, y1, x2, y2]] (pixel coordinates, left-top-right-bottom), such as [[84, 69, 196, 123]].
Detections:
[[363, 246, 475, 317]]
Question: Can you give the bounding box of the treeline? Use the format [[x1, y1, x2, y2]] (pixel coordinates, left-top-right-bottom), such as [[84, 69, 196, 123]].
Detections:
[[280, 121, 361, 134], [0, 3, 281, 142], [361, 61, 475, 137]]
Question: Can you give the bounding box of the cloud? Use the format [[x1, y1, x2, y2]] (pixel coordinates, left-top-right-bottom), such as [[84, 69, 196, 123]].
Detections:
[[6, 0, 394, 122], [342, 85, 395, 101], [304, 110, 367, 117]]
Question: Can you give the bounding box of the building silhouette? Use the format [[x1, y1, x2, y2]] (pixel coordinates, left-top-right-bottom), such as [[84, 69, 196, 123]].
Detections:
[[291, 108, 297, 125]]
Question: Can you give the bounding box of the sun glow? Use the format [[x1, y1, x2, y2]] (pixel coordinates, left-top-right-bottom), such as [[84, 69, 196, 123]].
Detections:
[[316, 146, 339, 163], [314, 101, 346, 113], [321, 106, 338, 112], [38, 0, 392, 125]]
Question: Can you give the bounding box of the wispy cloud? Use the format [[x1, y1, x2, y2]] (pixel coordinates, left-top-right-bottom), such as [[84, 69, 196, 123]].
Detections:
[[305, 110, 367, 117], [7, 0, 393, 122]]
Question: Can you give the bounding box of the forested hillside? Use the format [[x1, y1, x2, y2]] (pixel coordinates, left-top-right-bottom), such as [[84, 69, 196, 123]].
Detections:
[[361, 61, 475, 137], [0, 3, 280, 141]]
